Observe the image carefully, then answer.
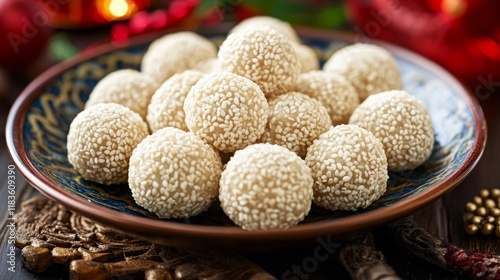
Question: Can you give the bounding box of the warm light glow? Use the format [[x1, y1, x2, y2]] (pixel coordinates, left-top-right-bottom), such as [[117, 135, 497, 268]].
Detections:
[[441, 0, 467, 17], [100, 0, 138, 21], [109, 0, 129, 18]]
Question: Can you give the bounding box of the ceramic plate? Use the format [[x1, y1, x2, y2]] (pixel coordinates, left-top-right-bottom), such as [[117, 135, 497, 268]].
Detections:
[[6, 27, 486, 250]]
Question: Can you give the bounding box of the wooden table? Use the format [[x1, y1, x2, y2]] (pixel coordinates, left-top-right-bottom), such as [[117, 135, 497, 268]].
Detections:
[[1, 36, 499, 280]]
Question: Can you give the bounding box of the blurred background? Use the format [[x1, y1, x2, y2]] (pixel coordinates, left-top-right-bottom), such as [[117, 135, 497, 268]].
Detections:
[[1, 0, 499, 100]]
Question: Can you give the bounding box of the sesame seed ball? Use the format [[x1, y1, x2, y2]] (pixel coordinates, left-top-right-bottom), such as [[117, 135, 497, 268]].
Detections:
[[67, 103, 149, 185], [349, 90, 434, 172], [184, 72, 269, 153], [295, 71, 359, 125], [292, 43, 319, 73], [218, 25, 300, 98], [141, 32, 217, 84], [323, 43, 403, 101], [230, 16, 300, 43], [85, 69, 157, 120], [147, 70, 204, 133], [260, 92, 331, 158], [219, 143, 313, 230], [305, 125, 388, 211], [129, 127, 222, 218]]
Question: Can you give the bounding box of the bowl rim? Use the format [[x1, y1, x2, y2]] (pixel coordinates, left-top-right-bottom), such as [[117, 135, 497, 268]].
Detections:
[[6, 26, 487, 244]]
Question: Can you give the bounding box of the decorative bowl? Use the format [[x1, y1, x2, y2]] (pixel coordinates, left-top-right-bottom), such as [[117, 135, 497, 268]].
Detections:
[[6, 26, 486, 250]]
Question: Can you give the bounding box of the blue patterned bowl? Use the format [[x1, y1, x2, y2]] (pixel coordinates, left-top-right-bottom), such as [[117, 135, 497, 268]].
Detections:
[[6, 27, 486, 250]]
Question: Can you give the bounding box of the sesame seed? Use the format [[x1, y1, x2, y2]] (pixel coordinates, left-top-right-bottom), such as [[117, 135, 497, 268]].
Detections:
[[67, 103, 149, 185], [129, 128, 222, 218], [142, 31, 217, 84], [184, 72, 269, 153], [305, 125, 388, 211], [295, 71, 359, 126], [147, 70, 204, 133], [85, 69, 158, 120], [323, 43, 402, 101], [219, 25, 300, 98], [349, 90, 434, 172], [219, 143, 313, 230], [259, 92, 331, 158], [229, 16, 300, 43]]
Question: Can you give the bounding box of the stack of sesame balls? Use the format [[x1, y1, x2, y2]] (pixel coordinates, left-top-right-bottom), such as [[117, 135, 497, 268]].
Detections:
[[67, 16, 434, 231]]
